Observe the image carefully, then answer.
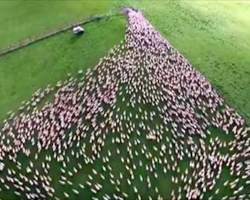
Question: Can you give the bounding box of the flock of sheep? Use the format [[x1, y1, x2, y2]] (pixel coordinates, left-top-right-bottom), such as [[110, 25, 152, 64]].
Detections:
[[0, 8, 249, 200]]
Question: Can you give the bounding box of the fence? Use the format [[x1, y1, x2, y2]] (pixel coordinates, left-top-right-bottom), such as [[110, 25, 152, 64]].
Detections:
[[0, 14, 121, 58]]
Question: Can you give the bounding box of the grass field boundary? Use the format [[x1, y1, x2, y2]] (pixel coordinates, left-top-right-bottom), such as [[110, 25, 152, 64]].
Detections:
[[0, 13, 122, 58]]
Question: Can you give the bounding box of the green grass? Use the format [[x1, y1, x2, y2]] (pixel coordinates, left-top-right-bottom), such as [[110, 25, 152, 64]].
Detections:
[[0, 16, 126, 122], [117, 0, 250, 122], [0, 1, 116, 49]]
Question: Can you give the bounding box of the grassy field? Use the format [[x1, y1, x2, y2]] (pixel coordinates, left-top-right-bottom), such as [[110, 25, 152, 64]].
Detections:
[[0, 1, 116, 49], [1, 1, 250, 123]]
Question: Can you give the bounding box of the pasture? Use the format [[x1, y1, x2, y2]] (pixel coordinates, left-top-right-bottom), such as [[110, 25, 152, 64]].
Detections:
[[0, 1, 250, 200], [0, 1, 116, 49], [1, 1, 250, 123]]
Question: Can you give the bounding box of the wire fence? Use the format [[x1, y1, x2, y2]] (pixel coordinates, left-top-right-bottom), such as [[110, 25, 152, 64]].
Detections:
[[0, 13, 121, 58]]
